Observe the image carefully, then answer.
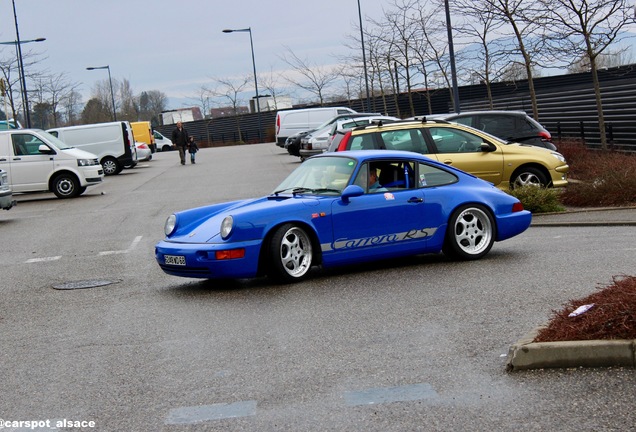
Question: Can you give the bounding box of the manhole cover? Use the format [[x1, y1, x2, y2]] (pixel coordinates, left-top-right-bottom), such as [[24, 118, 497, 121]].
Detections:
[[52, 279, 121, 290]]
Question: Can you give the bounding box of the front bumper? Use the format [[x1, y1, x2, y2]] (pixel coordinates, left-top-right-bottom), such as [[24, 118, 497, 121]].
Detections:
[[0, 190, 16, 210], [155, 239, 263, 279]]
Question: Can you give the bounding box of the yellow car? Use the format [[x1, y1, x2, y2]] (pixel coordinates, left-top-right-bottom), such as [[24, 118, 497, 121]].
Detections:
[[329, 118, 569, 189]]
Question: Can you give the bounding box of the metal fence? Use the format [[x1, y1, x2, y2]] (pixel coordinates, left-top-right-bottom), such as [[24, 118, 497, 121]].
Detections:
[[156, 63, 636, 152]]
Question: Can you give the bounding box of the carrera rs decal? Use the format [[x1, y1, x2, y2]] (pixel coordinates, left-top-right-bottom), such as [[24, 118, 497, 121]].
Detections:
[[321, 227, 438, 252]]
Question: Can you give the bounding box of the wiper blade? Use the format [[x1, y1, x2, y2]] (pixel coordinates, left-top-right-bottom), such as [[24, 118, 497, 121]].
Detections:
[[312, 188, 341, 194], [272, 187, 313, 196]]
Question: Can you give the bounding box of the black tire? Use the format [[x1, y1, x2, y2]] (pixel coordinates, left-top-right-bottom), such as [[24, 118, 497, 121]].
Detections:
[[52, 173, 80, 199], [101, 156, 121, 176], [268, 224, 313, 283], [442, 204, 496, 260], [161, 145, 172, 152], [511, 166, 548, 188]]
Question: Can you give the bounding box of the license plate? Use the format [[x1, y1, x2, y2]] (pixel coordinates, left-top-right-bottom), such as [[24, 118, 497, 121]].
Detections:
[[164, 255, 186, 266]]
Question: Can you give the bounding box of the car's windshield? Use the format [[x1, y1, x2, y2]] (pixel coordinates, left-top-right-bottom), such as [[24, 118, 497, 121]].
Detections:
[[273, 156, 357, 195], [38, 130, 73, 150]]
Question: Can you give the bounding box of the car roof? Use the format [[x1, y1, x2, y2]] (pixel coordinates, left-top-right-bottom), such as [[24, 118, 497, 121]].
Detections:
[[432, 110, 528, 117]]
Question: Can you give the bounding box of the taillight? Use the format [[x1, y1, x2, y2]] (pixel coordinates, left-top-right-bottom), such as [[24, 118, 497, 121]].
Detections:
[[337, 131, 352, 152], [539, 131, 552, 141], [512, 202, 524, 213], [276, 115, 280, 134]]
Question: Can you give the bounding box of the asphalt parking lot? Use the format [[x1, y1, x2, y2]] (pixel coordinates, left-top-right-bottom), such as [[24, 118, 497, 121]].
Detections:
[[1, 144, 635, 431]]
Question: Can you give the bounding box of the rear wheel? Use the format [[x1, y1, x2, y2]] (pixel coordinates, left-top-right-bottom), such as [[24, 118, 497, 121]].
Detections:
[[268, 224, 313, 283], [101, 156, 121, 176], [52, 173, 80, 199], [443, 205, 495, 260]]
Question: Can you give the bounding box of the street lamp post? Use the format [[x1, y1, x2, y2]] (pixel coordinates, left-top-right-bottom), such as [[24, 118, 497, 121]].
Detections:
[[86, 65, 117, 121], [357, 0, 371, 112], [222, 27, 263, 143], [0, 37, 46, 128]]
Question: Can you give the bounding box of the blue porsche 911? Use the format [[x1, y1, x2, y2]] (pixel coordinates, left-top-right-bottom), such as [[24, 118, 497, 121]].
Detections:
[[155, 150, 531, 283]]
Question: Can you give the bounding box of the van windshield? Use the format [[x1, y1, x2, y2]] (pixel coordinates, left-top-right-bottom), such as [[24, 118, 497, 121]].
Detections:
[[35, 130, 73, 150]]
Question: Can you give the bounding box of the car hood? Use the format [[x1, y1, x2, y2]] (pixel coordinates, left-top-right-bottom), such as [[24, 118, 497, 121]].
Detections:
[[59, 147, 100, 159], [168, 194, 325, 243]]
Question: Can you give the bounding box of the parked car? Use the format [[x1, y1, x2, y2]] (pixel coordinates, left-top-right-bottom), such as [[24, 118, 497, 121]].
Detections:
[[275, 107, 356, 147], [154, 130, 173, 152], [329, 118, 569, 189], [427, 111, 556, 150], [299, 115, 399, 160], [47, 121, 137, 176], [0, 169, 16, 210], [0, 129, 104, 198], [287, 112, 386, 157], [155, 150, 531, 283], [135, 142, 152, 162]]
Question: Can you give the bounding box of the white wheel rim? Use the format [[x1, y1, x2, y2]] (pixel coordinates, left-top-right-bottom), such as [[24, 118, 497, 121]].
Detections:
[[279, 227, 312, 278], [514, 172, 541, 187], [453, 208, 492, 255]]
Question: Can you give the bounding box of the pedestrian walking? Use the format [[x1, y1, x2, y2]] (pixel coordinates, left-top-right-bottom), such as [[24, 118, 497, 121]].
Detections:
[[171, 121, 189, 165], [188, 136, 198, 164]]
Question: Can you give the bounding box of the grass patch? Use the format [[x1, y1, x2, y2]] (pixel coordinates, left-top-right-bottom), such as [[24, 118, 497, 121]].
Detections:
[[508, 185, 564, 213]]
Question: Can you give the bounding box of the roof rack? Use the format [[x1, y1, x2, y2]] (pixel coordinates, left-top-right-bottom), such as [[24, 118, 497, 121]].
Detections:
[[351, 117, 451, 131]]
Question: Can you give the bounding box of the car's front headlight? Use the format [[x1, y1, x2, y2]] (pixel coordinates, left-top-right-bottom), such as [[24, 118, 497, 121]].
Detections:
[[221, 215, 234, 239], [550, 152, 566, 163], [165, 214, 177, 236], [77, 158, 98, 167]]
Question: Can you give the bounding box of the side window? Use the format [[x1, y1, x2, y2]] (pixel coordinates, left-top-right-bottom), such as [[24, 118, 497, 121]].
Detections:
[[379, 129, 428, 153], [353, 161, 415, 193], [429, 127, 483, 153], [349, 135, 377, 150], [12, 134, 46, 156], [417, 163, 458, 187], [453, 116, 473, 127], [480, 115, 515, 138]]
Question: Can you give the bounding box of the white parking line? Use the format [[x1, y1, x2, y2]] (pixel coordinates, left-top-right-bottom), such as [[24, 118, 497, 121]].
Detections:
[[25, 236, 143, 262], [26, 256, 62, 263], [98, 235, 143, 256]]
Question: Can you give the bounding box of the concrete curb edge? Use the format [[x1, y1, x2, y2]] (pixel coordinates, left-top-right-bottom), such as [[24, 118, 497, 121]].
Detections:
[[506, 326, 636, 371]]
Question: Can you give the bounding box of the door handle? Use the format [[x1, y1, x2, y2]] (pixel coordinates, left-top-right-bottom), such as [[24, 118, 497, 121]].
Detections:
[[13, 157, 21, 161], [408, 197, 423, 203], [443, 160, 453, 165]]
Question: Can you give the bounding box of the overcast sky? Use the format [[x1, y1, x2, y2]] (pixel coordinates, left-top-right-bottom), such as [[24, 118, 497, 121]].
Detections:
[[0, 0, 394, 110]]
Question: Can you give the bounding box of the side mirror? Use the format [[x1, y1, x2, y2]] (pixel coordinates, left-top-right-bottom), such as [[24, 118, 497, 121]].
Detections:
[[480, 142, 496, 152], [341, 184, 364, 203], [38, 144, 55, 155]]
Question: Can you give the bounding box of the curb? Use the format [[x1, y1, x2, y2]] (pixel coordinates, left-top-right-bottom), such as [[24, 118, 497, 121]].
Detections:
[[531, 221, 636, 227], [506, 327, 636, 371]]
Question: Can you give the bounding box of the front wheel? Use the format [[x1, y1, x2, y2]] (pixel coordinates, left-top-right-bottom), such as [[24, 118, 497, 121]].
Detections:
[[511, 167, 548, 188], [52, 173, 80, 199], [443, 205, 495, 260], [268, 224, 313, 283]]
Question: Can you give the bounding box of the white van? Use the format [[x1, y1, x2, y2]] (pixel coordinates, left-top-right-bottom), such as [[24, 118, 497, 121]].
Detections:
[[0, 129, 104, 198], [47, 121, 137, 176], [275, 107, 356, 146], [154, 130, 173, 152]]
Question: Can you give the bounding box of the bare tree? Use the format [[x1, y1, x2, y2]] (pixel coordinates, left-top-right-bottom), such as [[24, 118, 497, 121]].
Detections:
[[453, 0, 507, 109], [280, 48, 338, 105], [483, 0, 546, 120], [543, 0, 635, 149], [258, 68, 291, 110], [209, 76, 251, 142], [32, 72, 81, 127], [118, 78, 137, 121], [191, 85, 214, 119]]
